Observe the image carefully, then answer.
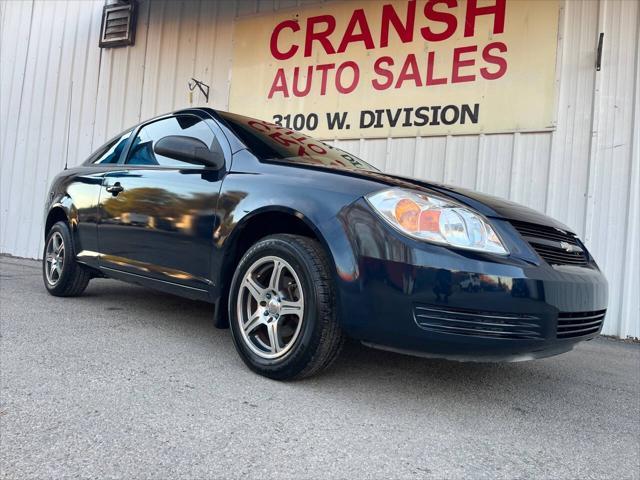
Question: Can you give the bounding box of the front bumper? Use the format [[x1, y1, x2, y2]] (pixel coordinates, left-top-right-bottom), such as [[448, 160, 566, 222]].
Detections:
[[335, 200, 608, 361]]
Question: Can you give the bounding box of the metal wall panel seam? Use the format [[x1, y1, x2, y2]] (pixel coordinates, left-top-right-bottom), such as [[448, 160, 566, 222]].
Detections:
[[1, 0, 36, 250], [30, 1, 69, 258], [138, 0, 162, 121], [12, 1, 51, 257], [508, 132, 519, 200], [583, 0, 605, 246], [191, 0, 203, 88], [473, 133, 484, 192], [170, 1, 184, 111], [136, 0, 152, 124], [215, 0, 234, 111], [543, 0, 565, 218], [62, 1, 82, 167], [594, 0, 637, 336], [89, 46, 104, 152], [546, 0, 597, 236], [1, 1, 34, 153], [119, 41, 132, 128], [39, 1, 78, 257], [0, 0, 35, 253], [615, 0, 640, 338], [152, 0, 168, 118], [79, 2, 104, 160], [384, 137, 391, 173]]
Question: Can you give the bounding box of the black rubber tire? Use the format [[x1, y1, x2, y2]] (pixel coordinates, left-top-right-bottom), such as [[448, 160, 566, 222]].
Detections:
[[43, 221, 91, 297], [229, 234, 345, 380]]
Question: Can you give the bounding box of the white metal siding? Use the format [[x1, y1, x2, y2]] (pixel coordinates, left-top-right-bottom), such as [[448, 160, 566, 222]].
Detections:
[[0, 0, 638, 338]]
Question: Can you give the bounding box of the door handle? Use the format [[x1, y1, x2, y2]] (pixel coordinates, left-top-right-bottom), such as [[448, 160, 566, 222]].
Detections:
[[106, 182, 124, 195]]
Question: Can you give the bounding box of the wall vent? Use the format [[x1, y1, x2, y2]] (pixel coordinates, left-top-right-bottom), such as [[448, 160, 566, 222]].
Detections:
[[99, 1, 137, 48]]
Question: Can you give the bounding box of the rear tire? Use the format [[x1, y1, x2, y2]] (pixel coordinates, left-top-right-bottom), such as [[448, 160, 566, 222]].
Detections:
[[43, 221, 90, 297], [229, 234, 344, 380]]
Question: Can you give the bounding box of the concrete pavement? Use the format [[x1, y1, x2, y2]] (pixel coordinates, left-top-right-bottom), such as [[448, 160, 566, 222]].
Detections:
[[1, 256, 638, 479]]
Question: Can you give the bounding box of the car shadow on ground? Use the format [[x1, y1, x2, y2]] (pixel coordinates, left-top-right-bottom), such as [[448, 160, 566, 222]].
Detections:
[[80, 278, 624, 400]]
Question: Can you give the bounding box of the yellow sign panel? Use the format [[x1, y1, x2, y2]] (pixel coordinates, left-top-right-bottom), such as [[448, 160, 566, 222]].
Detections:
[[229, 0, 559, 139]]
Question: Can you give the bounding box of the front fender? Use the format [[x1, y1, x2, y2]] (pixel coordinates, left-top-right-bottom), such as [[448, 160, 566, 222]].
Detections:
[[212, 151, 387, 331], [44, 168, 104, 266], [224, 204, 357, 276], [44, 172, 81, 248]]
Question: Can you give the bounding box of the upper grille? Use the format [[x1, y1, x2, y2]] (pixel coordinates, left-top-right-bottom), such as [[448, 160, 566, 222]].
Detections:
[[557, 310, 606, 339], [510, 220, 588, 266], [413, 304, 544, 340]]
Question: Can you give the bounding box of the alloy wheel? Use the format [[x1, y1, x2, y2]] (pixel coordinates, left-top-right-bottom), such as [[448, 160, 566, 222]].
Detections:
[[45, 231, 65, 286], [236, 255, 304, 360]]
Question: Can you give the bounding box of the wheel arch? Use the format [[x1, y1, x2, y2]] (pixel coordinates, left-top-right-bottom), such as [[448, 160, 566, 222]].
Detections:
[[215, 206, 337, 328], [44, 199, 83, 257], [44, 205, 69, 238]]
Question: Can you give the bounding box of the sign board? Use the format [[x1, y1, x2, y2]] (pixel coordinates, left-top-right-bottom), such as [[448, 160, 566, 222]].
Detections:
[[229, 0, 559, 139]]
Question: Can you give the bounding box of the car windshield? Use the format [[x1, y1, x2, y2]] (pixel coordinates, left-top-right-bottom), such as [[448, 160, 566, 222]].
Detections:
[[217, 111, 378, 172]]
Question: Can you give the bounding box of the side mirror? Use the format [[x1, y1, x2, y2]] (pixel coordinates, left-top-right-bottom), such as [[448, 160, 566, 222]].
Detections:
[[154, 135, 224, 169]]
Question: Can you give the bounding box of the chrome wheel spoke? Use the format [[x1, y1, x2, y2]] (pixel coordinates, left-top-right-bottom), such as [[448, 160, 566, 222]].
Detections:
[[49, 261, 57, 279], [267, 321, 281, 353], [268, 259, 285, 291], [280, 299, 303, 317], [52, 233, 62, 253], [243, 275, 265, 301], [244, 313, 264, 335]]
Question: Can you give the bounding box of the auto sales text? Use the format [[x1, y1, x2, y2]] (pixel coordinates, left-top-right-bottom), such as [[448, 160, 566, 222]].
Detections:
[[267, 0, 508, 99]]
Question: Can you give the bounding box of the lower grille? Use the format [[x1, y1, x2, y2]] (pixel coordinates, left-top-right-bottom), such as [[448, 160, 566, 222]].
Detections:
[[413, 304, 544, 340], [510, 220, 588, 267], [557, 310, 606, 339]]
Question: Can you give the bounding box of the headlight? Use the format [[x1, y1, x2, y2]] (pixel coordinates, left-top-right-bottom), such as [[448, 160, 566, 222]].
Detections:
[[365, 188, 509, 255]]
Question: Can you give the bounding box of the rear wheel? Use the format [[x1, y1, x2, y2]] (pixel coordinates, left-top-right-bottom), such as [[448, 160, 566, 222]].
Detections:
[[43, 221, 90, 297], [229, 234, 344, 380]]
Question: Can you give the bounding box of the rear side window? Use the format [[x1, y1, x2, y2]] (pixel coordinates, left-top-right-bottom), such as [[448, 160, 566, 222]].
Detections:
[[88, 130, 132, 164], [125, 115, 217, 167]]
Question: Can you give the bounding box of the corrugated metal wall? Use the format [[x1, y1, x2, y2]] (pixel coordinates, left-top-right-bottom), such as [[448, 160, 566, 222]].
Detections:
[[0, 0, 638, 338]]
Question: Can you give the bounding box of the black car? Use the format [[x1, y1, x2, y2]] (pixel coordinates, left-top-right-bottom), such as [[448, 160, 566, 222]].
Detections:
[[43, 108, 608, 379]]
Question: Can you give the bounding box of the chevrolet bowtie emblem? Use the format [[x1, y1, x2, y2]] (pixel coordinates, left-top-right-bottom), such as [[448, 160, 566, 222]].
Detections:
[[560, 241, 579, 253]]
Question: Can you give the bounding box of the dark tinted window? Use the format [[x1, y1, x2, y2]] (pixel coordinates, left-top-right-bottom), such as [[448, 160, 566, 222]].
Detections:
[[217, 112, 377, 172], [88, 130, 132, 164], [126, 115, 216, 167]]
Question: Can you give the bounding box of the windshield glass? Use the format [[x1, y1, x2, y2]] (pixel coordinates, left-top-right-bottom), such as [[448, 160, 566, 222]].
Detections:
[[217, 112, 377, 172]]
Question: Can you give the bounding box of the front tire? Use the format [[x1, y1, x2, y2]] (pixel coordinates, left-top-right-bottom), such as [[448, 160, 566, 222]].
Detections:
[[43, 221, 90, 297], [229, 234, 344, 380]]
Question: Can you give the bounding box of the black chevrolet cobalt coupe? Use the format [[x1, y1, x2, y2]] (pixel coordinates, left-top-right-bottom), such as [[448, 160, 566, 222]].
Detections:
[[43, 108, 608, 379]]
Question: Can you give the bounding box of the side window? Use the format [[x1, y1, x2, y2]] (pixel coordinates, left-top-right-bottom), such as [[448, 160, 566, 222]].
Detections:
[[125, 115, 217, 167], [90, 130, 132, 164]]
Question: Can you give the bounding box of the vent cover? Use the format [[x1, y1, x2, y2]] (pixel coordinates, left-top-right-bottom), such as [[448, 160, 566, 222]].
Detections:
[[99, 2, 137, 48]]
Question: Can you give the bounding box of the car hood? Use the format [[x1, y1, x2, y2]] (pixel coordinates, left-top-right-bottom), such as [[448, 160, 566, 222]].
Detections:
[[341, 168, 575, 233]]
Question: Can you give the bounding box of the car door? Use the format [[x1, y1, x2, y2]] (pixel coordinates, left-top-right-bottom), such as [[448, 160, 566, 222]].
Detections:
[[97, 113, 230, 297], [63, 129, 133, 269]]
